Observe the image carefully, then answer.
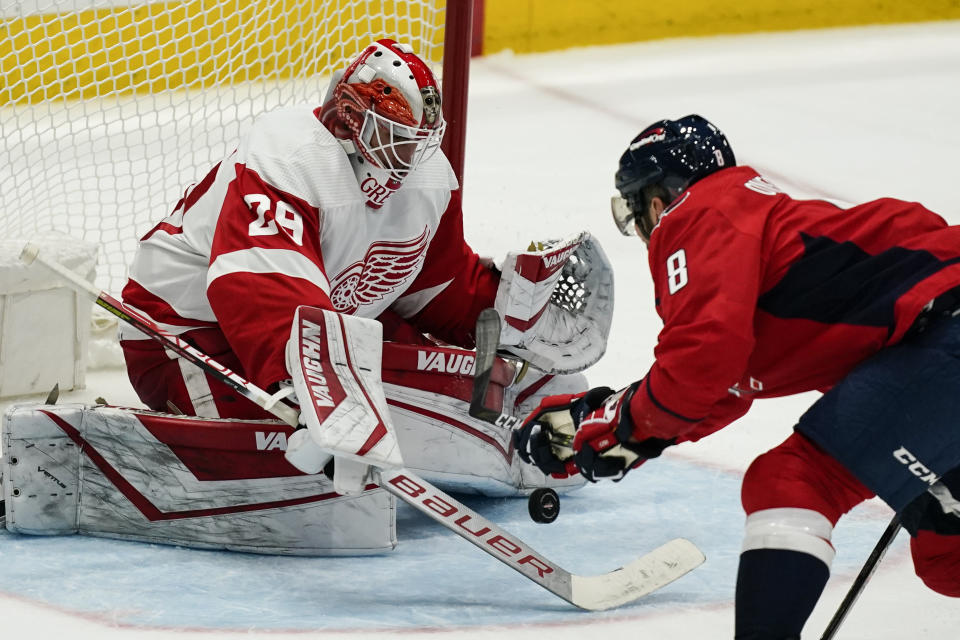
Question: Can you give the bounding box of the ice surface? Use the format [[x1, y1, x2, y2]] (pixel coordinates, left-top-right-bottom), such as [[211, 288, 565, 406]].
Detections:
[[2, 20, 959, 639]]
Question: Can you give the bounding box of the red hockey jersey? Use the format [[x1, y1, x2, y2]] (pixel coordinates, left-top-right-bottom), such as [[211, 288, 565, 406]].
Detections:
[[121, 105, 498, 390], [629, 166, 960, 442]]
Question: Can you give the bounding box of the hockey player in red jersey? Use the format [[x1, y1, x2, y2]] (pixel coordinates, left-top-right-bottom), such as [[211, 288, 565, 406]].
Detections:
[[514, 115, 960, 638]]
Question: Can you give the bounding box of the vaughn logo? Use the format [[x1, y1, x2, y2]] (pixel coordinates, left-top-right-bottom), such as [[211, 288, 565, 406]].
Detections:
[[417, 350, 475, 374], [256, 431, 289, 451], [543, 245, 576, 272], [300, 319, 336, 410], [892, 446, 940, 485]]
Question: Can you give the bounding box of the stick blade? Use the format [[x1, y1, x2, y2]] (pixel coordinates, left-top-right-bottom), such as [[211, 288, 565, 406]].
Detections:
[[570, 538, 705, 611]]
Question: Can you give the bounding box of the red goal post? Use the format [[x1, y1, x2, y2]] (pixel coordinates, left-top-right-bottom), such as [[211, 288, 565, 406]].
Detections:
[[1, 0, 474, 294]]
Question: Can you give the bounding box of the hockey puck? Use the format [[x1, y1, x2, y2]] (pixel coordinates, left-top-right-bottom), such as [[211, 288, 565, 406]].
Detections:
[[528, 488, 560, 524]]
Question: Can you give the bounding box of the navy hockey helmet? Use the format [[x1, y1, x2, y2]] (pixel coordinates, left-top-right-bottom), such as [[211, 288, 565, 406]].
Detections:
[[612, 114, 735, 238]]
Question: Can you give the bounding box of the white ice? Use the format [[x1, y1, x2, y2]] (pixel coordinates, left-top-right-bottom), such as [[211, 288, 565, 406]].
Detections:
[[2, 20, 960, 639]]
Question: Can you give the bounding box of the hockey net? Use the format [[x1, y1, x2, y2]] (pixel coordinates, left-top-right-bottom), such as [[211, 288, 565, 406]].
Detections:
[[0, 0, 469, 296]]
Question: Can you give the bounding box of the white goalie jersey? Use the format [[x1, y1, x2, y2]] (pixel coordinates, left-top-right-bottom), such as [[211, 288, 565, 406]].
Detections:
[[120, 104, 500, 395]]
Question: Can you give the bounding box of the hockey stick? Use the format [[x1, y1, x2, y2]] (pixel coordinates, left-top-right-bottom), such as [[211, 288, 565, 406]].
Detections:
[[468, 308, 524, 428], [819, 514, 901, 640], [19, 243, 705, 611]]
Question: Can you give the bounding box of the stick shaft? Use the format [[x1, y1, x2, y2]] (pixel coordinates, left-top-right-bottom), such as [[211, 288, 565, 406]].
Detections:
[[21, 243, 299, 424], [819, 515, 901, 640]]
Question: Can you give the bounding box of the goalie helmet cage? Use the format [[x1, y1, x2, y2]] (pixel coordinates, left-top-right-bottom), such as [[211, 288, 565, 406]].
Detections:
[[0, 0, 473, 294]]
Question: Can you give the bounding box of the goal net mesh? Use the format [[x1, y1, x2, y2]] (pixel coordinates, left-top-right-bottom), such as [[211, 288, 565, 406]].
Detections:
[[1, 0, 449, 292]]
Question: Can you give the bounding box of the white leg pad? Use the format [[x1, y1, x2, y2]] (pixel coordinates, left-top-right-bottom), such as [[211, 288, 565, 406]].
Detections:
[[381, 343, 587, 496], [2, 403, 396, 555]]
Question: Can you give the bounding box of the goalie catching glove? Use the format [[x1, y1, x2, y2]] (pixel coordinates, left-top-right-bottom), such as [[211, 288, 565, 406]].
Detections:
[[514, 382, 676, 482], [495, 232, 614, 375]]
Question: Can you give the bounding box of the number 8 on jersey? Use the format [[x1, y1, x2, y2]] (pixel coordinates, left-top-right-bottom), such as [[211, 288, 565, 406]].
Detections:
[[666, 248, 688, 294]]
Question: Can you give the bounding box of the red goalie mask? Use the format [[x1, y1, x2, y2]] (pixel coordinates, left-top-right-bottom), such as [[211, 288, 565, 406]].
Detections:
[[321, 39, 446, 178]]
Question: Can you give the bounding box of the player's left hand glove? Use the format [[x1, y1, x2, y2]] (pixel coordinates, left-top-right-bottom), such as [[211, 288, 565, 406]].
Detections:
[[514, 381, 676, 482], [571, 382, 675, 482], [513, 387, 615, 478]]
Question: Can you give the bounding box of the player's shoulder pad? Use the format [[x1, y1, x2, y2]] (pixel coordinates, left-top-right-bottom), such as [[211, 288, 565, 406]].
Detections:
[[403, 147, 459, 192], [240, 105, 360, 210], [244, 105, 343, 155], [653, 166, 767, 243]]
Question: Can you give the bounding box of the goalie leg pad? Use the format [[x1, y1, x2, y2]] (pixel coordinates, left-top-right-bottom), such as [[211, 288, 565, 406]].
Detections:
[[1, 407, 79, 535], [2, 403, 396, 555]]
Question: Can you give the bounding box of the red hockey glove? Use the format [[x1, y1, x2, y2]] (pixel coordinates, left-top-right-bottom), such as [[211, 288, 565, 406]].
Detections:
[[513, 387, 614, 478], [571, 382, 677, 482]]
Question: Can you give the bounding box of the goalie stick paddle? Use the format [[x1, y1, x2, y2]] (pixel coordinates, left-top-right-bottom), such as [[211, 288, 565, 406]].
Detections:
[[19, 244, 705, 611], [467, 308, 525, 429], [468, 308, 503, 420]]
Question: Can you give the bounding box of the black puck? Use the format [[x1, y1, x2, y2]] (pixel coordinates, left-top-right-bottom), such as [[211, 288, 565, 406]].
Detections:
[[528, 488, 560, 524]]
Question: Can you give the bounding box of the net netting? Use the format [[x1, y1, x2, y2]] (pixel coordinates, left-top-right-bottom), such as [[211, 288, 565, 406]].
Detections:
[[1, 0, 449, 292]]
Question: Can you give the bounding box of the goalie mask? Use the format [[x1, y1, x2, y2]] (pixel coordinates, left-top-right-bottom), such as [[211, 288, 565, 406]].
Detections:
[[611, 114, 735, 239], [320, 39, 446, 209]]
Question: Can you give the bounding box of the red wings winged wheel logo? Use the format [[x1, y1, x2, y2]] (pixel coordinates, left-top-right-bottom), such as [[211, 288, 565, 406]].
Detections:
[[329, 227, 430, 313]]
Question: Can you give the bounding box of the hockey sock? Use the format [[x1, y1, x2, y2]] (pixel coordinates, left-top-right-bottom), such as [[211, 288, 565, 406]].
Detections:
[[734, 548, 830, 640], [734, 508, 836, 640]]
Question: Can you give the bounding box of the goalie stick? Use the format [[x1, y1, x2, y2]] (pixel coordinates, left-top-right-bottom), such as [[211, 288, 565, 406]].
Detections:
[[468, 307, 532, 433], [19, 243, 705, 611], [468, 308, 511, 422]]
